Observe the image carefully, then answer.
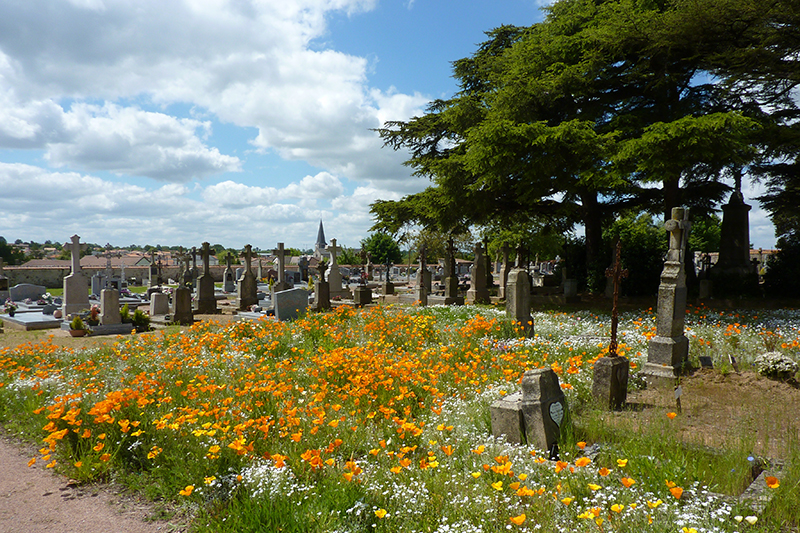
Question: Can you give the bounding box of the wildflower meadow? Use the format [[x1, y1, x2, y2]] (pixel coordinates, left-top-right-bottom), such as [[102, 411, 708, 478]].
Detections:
[[0, 303, 798, 532]]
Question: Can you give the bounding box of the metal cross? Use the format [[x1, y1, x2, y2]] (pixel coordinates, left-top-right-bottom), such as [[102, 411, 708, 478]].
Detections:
[[605, 240, 628, 357]]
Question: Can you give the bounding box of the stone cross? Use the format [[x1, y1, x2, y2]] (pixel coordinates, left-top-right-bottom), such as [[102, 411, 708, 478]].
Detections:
[[243, 245, 253, 274], [643, 207, 692, 386], [273, 242, 291, 285], [417, 244, 426, 288], [226, 254, 232, 269], [102, 243, 119, 288], [327, 238, 341, 267], [66, 235, 86, 275], [201, 242, 211, 275], [446, 237, 456, 279], [605, 240, 628, 357], [515, 244, 524, 269]]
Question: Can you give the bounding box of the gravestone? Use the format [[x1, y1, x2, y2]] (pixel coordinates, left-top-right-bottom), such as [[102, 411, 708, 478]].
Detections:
[[353, 286, 372, 307], [381, 259, 394, 295], [196, 242, 219, 314], [150, 292, 170, 315], [223, 255, 236, 292], [237, 245, 259, 311], [414, 245, 428, 306], [443, 237, 462, 305], [235, 267, 244, 282], [314, 279, 331, 310], [498, 242, 512, 299], [172, 286, 194, 325], [62, 235, 90, 316], [100, 289, 121, 325], [592, 240, 630, 410], [490, 368, 568, 452], [9, 283, 47, 302], [506, 268, 533, 336], [326, 238, 348, 297], [274, 287, 308, 321], [643, 207, 691, 385], [272, 243, 292, 292], [709, 189, 759, 295], [191, 247, 199, 289], [466, 242, 490, 304], [299, 256, 310, 282], [563, 279, 579, 303]]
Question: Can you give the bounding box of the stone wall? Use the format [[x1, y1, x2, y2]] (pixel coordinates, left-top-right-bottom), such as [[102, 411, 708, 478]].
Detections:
[[5, 265, 228, 288]]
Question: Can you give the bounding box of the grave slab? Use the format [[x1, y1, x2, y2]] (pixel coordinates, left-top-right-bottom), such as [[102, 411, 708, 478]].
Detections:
[[274, 288, 308, 321], [3, 312, 63, 331]]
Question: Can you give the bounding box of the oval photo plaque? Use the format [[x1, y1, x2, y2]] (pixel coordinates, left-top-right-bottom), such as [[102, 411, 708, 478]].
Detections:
[[549, 401, 564, 427]]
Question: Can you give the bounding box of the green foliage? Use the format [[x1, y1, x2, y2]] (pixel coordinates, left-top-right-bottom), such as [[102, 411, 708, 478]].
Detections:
[[763, 231, 800, 298], [360, 233, 402, 265], [688, 214, 722, 253], [69, 315, 87, 331], [120, 304, 131, 323], [131, 308, 150, 332], [337, 247, 362, 265], [217, 249, 241, 265], [0, 236, 25, 265], [604, 214, 669, 297]]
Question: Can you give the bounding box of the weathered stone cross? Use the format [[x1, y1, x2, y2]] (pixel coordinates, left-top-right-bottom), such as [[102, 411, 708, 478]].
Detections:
[[273, 242, 291, 284], [605, 240, 628, 357]]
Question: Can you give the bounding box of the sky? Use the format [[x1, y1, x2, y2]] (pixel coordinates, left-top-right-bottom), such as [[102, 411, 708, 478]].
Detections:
[[0, 0, 778, 252]]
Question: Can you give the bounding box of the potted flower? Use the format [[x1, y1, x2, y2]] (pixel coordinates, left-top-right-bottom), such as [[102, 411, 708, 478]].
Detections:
[[86, 305, 100, 326], [4, 299, 17, 317], [69, 315, 88, 337], [131, 308, 150, 333]]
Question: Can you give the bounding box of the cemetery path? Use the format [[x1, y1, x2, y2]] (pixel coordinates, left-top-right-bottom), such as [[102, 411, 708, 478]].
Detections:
[[0, 433, 179, 533], [625, 369, 800, 460]]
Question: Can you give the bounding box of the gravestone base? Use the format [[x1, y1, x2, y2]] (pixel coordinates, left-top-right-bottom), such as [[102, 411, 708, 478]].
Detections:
[[172, 287, 194, 325], [413, 287, 427, 306], [591, 356, 629, 410], [100, 289, 121, 325], [313, 281, 331, 311], [466, 288, 490, 305], [381, 281, 394, 295], [353, 286, 372, 307], [643, 336, 689, 386], [490, 369, 568, 452], [150, 293, 170, 316], [490, 392, 525, 444]]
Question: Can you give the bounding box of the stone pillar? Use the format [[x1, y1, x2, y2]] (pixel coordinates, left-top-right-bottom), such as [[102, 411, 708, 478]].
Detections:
[[172, 286, 194, 325], [353, 286, 372, 307], [443, 237, 462, 305], [237, 245, 258, 311], [326, 238, 346, 296], [223, 255, 235, 292], [506, 268, 533, 336], [498, 242, 511, 299], [196, 242, 219, 314], [466, 242, 490, 304], [414, 245, 428, 306], [100, 288, 121, 325], [643, 207, 691, 385], [314, 279, 331, 310], [273, 243, 292, 292], [62, 235, 90, 317], [592, 357, 629, 410], [709, 191, 759, 295]]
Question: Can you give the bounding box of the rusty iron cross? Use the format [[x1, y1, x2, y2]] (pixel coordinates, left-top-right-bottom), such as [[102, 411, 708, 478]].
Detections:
[[605, 240, 628, 357]]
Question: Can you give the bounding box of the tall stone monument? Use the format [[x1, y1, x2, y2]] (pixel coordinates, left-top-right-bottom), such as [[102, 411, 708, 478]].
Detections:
[[273, 243, 292, 292], [443, 237, 462, 305], [196, 242, 219, 314], [498, 242, 512, 299], [709, 189, 759, 295], [643, 207, 691, 385], [466, 242, 490, 304], [414, 245, 428, 306], [0, 257, 9, 301], [506, 267, 533, 336], [326, 238, 349, 298], [62, 235, 90, 317], [223, 255, 235, 292], [237, 245, 259, 311]]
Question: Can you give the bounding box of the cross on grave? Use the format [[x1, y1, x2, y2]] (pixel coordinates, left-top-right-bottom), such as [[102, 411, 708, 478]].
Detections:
[[66, 235, 87, 275], [273, 242, 291, 286], [243, 245, 253, 274], [605, 240, 628, 357], [327, 238, 341, 267], [102, 243, 121, 289]]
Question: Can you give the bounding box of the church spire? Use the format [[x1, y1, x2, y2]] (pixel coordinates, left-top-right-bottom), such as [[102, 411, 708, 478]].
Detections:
[[316, 219, 326, 248]]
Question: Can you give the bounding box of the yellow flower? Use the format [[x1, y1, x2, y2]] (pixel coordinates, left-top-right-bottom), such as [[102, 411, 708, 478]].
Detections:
[[99, 453, 111, 462], [471, 472, 481, 478], [681, 528, 697, 533], [620, 477, 636, 488], [509, 514, 526, 526], [647, 499, 663, 509], [27, 458, 35, 467], [491, 481, 503, 491], [576, 441, 586, 449], [667, 412, 677, 419], [179, 485, 194, 496], [575, 457, 591, 467], [670, 486, 684, 499], [518, 473, 527, 481], [588, 483, 601, 491], [204, 476, 217, 485], [598, 467, 610, 477], [374, 509, 387, 519], [561, 497, 573, 506], [766, 476, 780, 489], [617, 459, 628, 468], [611, 503, 624, 513]]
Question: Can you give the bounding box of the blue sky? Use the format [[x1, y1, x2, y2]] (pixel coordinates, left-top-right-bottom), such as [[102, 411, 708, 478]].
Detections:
[[0, 0, 777, 252]]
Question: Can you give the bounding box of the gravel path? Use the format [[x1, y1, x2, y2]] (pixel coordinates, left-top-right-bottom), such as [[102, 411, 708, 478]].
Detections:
[[0, 434, 179, 533]]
